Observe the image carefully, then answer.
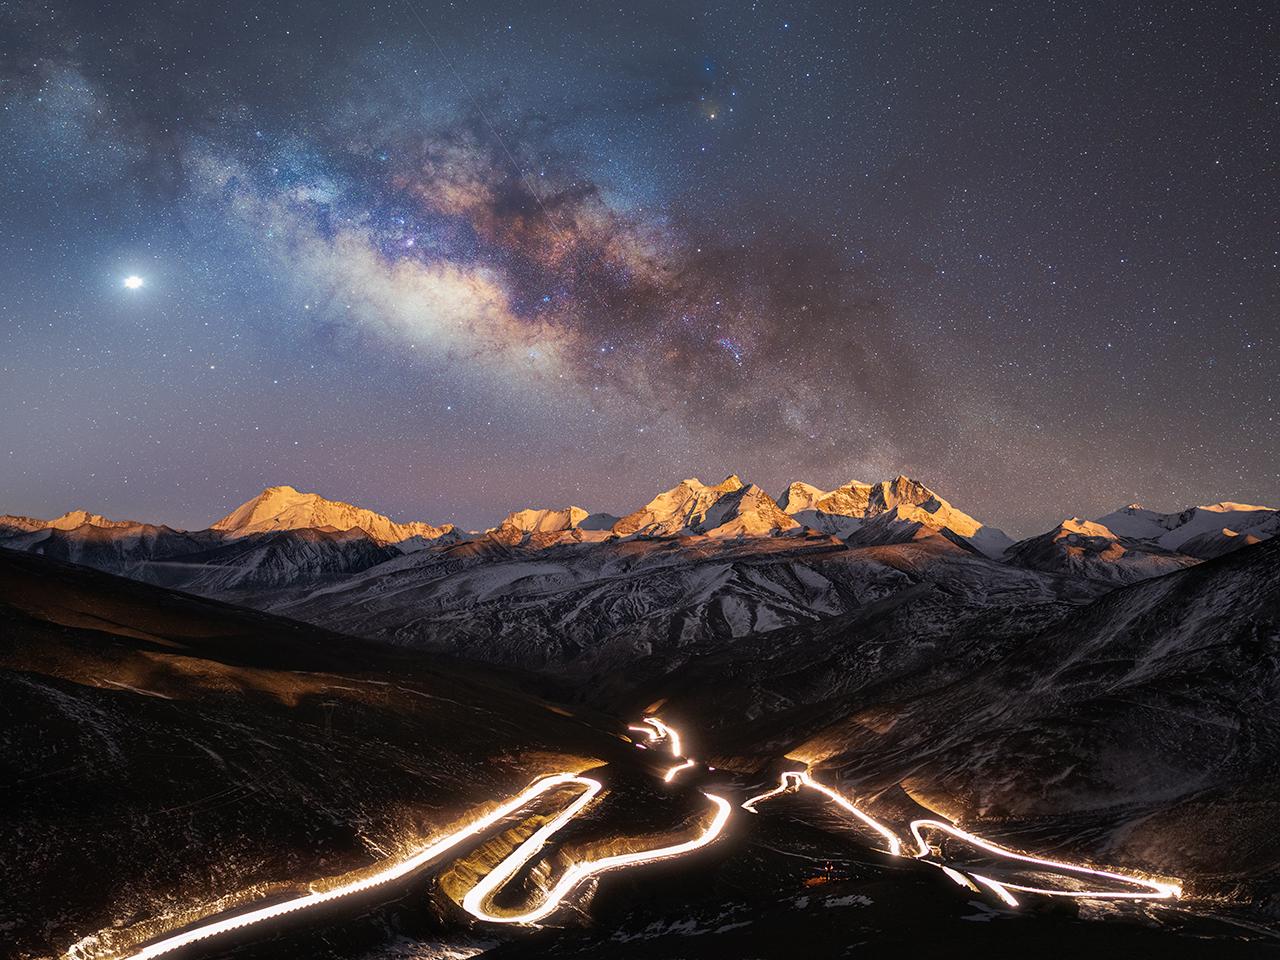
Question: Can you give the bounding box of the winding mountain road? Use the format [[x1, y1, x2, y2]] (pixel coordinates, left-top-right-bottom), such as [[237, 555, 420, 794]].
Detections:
[[66, 717, 1180, 960], [461, 716, 730, 923], [743, 769, 1181, 906], [67, 717, 729, 960]]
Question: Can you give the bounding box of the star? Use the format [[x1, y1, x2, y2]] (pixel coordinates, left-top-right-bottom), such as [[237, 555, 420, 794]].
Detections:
[[123, 275, 144, 290]]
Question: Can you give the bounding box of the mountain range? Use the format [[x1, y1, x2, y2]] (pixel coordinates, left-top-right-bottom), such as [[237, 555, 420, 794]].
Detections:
[[3, 474, 1275, 683], [4, 474, 1273, 579], [5, 474, 1279, 957]]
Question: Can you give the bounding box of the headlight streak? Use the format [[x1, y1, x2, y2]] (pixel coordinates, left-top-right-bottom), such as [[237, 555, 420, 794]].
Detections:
[[633, 716, 699, 783], [744, 771, 902, 856], [908, 819, 1182, 901], [641, 716, 682, 756], [76, 717, 731, 957], [461, 716, 730, 925], [742, 771, 1181, 907], [68, 773, 600, 960], [972, 874, 1021, 907], [65, 715, 1181, 958], [460, 789, 733, 925], [663, 758, 697, 783]]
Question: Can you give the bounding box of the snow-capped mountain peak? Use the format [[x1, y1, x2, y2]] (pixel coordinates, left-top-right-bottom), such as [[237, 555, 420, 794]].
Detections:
[[500, 506, 591, 533], [49, 510, 134, 530], [776, 481, 829, 513], [210, 486, 455, 545], [1002, 514, 1199, 584], [613, 475, 795, 538], [697, 483, 801, 537], [1055, 517, 1118, 539], [0, 509, 137, 534], [777, 474, 1011, 557], [489, 505, 619, 547]]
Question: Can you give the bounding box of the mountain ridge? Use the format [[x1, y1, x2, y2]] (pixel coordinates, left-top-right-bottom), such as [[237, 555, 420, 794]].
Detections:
[[4, 477, 1276, 584]]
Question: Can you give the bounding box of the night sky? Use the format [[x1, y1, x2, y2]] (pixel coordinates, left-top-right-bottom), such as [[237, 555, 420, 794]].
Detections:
[[2, 1, 1276, 536]]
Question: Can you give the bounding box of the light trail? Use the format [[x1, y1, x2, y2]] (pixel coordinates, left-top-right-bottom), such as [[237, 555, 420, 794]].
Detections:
[[66, 712, 1176, 957], [67, 773, 599, 960], [633, 715, 699, 783], [741, 772, 801, 812], [73, 717, 730, 957], [743, 770, 1180, 906], [641, 716, 682, 756], [908, 819, 1182, 901], [461, 716, 730, 925], [461, 789, 732, 924], [940, 865, 979, 891], [744, 771, 902, 856], [973, 874, 1021, 907], [663, 758, 697, 783]]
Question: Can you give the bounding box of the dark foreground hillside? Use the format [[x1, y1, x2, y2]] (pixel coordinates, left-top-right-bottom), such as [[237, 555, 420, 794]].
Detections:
[[4, 548, 1279, 960], [0, 549, 652, 959]]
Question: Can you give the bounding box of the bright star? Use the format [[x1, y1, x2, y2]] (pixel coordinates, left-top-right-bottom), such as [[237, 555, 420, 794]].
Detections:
[[123, 275, 144, 290]]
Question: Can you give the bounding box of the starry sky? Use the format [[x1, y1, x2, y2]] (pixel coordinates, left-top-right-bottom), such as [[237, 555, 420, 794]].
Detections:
[[1, 1, 1276, 536]]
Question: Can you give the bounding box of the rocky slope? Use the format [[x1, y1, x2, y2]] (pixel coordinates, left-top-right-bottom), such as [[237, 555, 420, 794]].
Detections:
[[1001, 517, 1200, 585], [6, 483, 1280, 954], [6, 550, 1270, 960], [266, 531, 1101, 686], [628, 537, 1280, 907], [0, 549, 644, 960]]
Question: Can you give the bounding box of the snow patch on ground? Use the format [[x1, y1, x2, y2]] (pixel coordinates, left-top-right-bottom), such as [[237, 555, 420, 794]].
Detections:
[[610, 909, 753, 941], [822, 894, 873, 908], [359, 935, 498, 959]]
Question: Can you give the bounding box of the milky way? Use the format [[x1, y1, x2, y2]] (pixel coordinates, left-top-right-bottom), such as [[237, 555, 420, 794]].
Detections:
[[1, 1, 1275, 535]]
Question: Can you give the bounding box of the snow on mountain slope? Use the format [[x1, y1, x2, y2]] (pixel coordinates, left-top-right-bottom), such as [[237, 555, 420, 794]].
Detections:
[[1003, 517, 1200, 584], [1004, 499, 1278, 585], [211, 485, 458, 545], [611, 475, 741, 536], [612, 476, 799, 538], [2, 521, 217, 572], [0, 514, 47, 535], [0, 506, 416, 594], [0, 511, 212, 572], [696, 483, 802, 537], [265, 533, 1099, 681], [1178, 525, 1270, 559], [775, 481, 833, 514], [2, 477, 1269, 669], [779, 480, 872, 537], [505, 506, 590, 533], [146, 527, 405, 592], [818, 536, 1280, 891], [1097, 501, 1278, 553]]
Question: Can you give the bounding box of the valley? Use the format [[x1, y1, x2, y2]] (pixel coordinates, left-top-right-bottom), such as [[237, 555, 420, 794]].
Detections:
[[3, 475, 1279, 958]]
